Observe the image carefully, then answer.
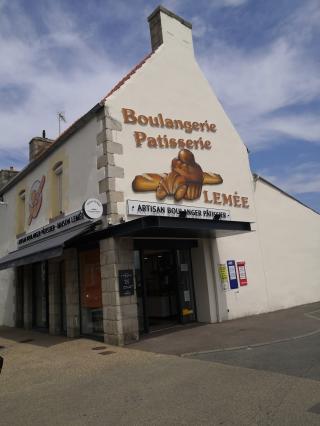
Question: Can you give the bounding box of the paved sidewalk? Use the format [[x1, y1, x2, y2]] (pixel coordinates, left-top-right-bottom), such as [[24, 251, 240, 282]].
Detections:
[[1, 325, 320, 425], [129, 302, 320, 355]]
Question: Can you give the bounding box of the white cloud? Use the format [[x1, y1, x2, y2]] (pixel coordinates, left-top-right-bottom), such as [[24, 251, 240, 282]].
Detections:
[[0, 2, 126, 168], [266, 114, 320, 144], [261, 162, 320, 195], [219, 0, 248, 6], [198, 2, 320, 149], [191, 16, 208, 38]]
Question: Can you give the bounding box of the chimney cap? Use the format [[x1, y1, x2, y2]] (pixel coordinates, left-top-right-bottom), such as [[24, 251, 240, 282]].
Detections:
[[147, 5, 192, 29]]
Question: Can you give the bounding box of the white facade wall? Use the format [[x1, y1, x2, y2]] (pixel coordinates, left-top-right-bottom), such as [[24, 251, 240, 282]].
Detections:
[[103, 10, 270, 323], [102, 9, 320, 323], [106, 42, 256, 224], [0, 203, 15, 326], [0, 7, 319, 329], [0, 116, 103, 326], [254, 179, 320, 311]]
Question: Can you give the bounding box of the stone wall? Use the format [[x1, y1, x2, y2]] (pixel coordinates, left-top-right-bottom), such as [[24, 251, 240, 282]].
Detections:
[[100, 237, 139, 345], [48, 261, 62, 335], [0, 168, 19, 190], [64, 249, 80, 338], [23, 264, 33, 329], [96, 107, 124, 225]]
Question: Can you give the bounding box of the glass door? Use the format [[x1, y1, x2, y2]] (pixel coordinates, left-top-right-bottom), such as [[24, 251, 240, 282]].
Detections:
[[134, 246, 197, 333]]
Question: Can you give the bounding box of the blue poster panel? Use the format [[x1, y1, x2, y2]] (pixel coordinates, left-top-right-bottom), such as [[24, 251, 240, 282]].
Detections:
[[227, 260, 239, 289]]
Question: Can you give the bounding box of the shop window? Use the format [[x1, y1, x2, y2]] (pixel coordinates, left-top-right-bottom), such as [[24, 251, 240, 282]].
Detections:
[[52, 161, 63, 217], [16, 189, 26, 234]]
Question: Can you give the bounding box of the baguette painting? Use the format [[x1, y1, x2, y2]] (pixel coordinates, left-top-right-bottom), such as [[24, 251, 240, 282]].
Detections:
[[132, 149, 223, 201]]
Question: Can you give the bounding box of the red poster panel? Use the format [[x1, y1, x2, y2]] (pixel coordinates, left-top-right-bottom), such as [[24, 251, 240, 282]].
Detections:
[[237, 261, 248, 286]]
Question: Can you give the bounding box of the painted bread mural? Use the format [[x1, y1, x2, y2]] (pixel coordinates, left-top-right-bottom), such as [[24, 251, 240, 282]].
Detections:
[[132, 149, 223, 201]]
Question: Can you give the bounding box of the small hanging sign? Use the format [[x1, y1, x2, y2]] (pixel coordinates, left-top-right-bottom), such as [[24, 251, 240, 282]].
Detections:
[[118, 270, 134, 296], [218, 264, 229, 291], [227, 260, 239, 289], [237, 261, 248, 286]]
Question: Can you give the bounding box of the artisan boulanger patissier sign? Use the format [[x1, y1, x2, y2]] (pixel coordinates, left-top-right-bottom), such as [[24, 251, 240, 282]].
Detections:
[[128, 200, 230, 221], [121, 107, 250, 215]]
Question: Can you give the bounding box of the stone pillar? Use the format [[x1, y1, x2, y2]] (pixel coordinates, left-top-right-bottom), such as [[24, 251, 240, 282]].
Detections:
[[48, 261, 61, 335], [64, 249, 80, 338], [14, 267, 23, 328], [96, 108, 124, 226], [23, 264, 33, 329], [100, 237, 139, 346]]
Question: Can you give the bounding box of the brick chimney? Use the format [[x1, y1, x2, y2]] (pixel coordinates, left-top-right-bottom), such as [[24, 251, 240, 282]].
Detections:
[[147, 5, 193, 52], [29, 131, 54, 162], [0, 166, 19, 190]]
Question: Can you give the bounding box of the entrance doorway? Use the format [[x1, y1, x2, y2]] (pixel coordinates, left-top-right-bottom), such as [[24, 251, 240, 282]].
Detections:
[[135, 245, 197, 334], [32, 262, 49, 330], [59, 261, 67, 335], [79, 248, 103, 339]]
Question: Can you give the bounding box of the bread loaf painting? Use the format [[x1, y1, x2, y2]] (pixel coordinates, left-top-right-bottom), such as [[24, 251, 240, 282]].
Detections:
[[132, 149, 223, 201]]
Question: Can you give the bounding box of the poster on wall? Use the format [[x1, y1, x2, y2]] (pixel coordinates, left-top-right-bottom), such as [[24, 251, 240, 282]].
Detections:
[[227, 260, 238, 289], [119, 270, 135, 297], [218, 264, 229, 291], [237, 261, 248, 286]]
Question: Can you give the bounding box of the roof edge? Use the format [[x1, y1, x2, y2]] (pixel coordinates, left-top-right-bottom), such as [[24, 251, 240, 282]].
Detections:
[[100, 50, 156, 104], [1, 48, 159, 196], [253, 173, 320, 215], [0, 103, 103, 196]]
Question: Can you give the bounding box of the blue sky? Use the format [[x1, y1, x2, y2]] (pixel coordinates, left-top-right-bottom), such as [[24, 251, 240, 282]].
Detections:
[[0, 0, 319, 211]]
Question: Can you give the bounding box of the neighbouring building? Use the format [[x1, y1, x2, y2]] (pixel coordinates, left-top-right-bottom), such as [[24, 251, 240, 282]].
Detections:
[[0, 6, 319, 345]]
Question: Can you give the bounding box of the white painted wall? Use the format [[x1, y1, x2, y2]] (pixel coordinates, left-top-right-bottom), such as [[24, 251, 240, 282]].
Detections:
[[1, 116, 103, 251], [104, 10, 269, 322], [254, 178, 320, 310], [211, 230, 270, 321], [0, 115, 103, 325], [0, 203, 15, 326], [191, 239, 217, 323], [105, 15, 256, 225], [1, 8, 319, 328], [104, 10, 320, 322]]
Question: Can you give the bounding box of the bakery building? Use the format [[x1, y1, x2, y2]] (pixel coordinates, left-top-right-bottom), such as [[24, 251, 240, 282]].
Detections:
[[0, 6, 319, 345]]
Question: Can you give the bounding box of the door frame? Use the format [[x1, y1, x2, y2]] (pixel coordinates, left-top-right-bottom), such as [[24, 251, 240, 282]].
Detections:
[[138, 245, 197, 334], [32, 261, 49, 330]]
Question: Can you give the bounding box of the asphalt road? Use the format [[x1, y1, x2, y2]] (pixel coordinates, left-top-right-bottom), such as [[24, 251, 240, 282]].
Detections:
[[188, 333, 320, 382]]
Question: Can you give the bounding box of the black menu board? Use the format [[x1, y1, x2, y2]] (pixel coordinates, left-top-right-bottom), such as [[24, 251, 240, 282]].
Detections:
[[118, 270, 134, 296]]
